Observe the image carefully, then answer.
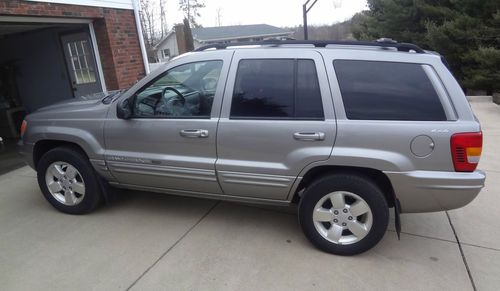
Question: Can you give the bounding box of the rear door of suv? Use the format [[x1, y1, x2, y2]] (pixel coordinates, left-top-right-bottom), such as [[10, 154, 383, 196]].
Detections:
[[215, 49, 336, 200]]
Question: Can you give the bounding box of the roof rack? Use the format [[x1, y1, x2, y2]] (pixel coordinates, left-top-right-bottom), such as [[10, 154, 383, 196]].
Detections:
[[194, 38, 425, 53]]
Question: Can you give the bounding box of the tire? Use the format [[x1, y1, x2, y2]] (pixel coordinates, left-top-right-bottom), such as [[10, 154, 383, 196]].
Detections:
[[299, 173, 389, 256], [37, 146, 102, 214]]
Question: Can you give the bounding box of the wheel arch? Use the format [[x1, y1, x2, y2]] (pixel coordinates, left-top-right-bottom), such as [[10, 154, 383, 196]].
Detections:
[[292, 165, 396, 208], [33, 139, 116, 205], [33, 140, 89, 170]]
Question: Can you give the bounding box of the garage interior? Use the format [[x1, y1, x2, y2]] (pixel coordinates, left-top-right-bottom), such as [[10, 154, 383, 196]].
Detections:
[[0, 21, 102, 174]]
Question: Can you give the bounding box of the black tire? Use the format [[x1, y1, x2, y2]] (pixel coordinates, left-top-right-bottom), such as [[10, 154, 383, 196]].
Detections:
[[37, 146, 102, 214], [299, 173, 389, 256]]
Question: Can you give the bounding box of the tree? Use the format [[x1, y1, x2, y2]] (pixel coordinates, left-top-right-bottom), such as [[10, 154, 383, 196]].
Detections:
[[286, 21, 354, 40], [179, 0, 205, 28], [139, 0, 156, 48], [159, 0, 167, 38], [183, 18, 195, 52], [462, 47, 500, 94], [138, 0, 168, 61], [216, 7, 222, 27], [351, 0, 500, 93]]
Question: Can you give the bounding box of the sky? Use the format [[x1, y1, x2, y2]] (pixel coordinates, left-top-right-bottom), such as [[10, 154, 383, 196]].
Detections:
[[164, 0, 368, 29]]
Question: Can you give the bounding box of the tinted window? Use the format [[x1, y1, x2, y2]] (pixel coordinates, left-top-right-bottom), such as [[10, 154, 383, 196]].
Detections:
[[133, 60, 222, 118], [231, 59, 323, 119], [334, 60, 446, 121], [296, 60, 324, 118]]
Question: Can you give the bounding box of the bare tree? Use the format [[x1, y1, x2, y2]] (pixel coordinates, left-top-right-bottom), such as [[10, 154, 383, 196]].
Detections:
[[139, 0, 169, 61], [287, 21, 354, 41], [159, 0, 168, 38], [179, 0, 205, 28], [215, 7, 222, 27], [139, 0, 156, 47]]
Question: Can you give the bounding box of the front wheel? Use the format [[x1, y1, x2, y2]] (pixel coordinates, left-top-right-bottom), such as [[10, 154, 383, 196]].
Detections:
[[299, 174, 389, 255], [37, 147, 102, 214]]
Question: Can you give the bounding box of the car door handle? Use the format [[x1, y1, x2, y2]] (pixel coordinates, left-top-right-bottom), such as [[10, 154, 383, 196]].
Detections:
[[293, 132, 325, 141], [180, 129, 209, 138]]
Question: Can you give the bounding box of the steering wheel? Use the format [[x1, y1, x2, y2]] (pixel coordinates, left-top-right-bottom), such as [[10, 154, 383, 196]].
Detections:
[[161, 86, 185, 105]]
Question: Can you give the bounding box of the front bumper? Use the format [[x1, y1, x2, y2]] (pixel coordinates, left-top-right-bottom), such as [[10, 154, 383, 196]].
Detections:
[[385, 170, 486, 213]]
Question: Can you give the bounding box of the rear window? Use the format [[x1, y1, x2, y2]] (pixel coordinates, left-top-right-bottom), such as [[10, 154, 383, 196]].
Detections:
[[333, 60, 446, 121]]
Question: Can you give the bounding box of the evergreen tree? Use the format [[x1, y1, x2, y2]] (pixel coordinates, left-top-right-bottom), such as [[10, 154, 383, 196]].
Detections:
[[352, 0, 500, 93]]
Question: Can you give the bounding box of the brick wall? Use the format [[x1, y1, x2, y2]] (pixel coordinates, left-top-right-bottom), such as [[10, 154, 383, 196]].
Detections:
[[0, 0, 146, 90], [99, 8, 145, 89]]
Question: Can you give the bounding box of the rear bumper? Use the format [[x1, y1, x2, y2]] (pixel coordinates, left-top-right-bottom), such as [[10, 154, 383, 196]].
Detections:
[[385, 170, 485, 213]]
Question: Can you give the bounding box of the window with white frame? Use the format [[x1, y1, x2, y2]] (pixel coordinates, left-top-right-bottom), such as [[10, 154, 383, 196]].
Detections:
[[67, 40, 97, 84], [161, 49, 171, 59]]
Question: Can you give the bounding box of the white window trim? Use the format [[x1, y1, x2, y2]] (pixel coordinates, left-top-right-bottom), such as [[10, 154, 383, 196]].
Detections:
[[88, 22, 108, 94], [133, 0, 150, 74], [0, 15, 93, 24]]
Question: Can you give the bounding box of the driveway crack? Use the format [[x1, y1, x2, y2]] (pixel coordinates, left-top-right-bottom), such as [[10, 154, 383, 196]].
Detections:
[[446, 211, 477, 291], [126, 201, 220, 290]]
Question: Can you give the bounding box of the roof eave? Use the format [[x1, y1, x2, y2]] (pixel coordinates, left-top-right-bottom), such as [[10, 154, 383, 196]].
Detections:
[[196, 31, 294, 43], [153, 31, 175, 49]]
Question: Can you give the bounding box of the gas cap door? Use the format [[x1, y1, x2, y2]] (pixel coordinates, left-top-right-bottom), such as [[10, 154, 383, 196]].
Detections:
[[411, 135, 435, 157]]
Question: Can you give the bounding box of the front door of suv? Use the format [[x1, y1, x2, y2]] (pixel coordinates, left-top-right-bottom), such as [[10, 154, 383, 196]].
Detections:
[[216, 49, 337, 200], [104, 51, 232, 194]]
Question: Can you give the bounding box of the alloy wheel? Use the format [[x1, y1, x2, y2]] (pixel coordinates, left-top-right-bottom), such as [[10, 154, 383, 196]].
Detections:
[[45, 161, 86, 206], [312, 191, 373, 245]]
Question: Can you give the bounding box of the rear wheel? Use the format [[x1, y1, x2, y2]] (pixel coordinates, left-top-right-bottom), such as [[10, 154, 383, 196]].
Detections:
[[299, 174, 389, 255], [37, 147, 102, 214]]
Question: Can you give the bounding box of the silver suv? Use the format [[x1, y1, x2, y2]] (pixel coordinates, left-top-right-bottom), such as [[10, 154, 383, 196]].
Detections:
[[19, 40, 485, 255]]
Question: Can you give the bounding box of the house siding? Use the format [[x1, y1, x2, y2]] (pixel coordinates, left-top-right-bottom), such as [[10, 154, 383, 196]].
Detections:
[[0, 0, 145, 90], [155, 33, 179, 62]]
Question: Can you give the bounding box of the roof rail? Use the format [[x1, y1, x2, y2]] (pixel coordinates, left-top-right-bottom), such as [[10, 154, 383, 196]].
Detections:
[[194, 39, 425, 53]]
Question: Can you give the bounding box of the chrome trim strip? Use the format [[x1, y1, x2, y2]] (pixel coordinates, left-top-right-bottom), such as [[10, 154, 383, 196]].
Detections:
[[417, 185, 484, 190], [219, 171, 294, 188], [108, 161, 217, 182], [89, 159, 108, 171]]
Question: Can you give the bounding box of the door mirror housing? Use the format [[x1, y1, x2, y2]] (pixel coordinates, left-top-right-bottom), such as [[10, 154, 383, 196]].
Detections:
[[117, 98, 132, 119]]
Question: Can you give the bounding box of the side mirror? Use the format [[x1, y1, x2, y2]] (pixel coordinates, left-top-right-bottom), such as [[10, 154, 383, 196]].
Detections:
[[117, 98, 132, 119]]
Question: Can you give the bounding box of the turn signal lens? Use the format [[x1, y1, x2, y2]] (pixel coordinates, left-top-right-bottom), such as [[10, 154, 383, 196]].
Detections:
[[450, 132, 482, 172], [20, 120, 27, 138]]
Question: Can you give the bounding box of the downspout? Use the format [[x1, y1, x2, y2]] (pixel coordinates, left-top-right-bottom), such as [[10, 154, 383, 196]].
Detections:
[[133, 0, 150, 74]]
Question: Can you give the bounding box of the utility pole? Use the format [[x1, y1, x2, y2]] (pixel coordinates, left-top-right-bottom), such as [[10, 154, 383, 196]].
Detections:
[[302, 0, 318, 40]]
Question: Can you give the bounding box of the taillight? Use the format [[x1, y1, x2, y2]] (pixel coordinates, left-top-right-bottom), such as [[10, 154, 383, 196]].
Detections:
[[20, 120, 27, 138], [450, 132, 482, 172]]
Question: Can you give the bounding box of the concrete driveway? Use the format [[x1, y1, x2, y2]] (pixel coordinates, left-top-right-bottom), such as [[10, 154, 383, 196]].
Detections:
[[1, 98, 498, 291]]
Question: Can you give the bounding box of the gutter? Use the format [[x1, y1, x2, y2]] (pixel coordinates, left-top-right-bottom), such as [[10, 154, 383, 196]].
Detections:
[[132, 0, 150, 74]]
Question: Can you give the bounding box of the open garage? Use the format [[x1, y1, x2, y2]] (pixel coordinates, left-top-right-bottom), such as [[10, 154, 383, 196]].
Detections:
[[0, 0, 148, 173]]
